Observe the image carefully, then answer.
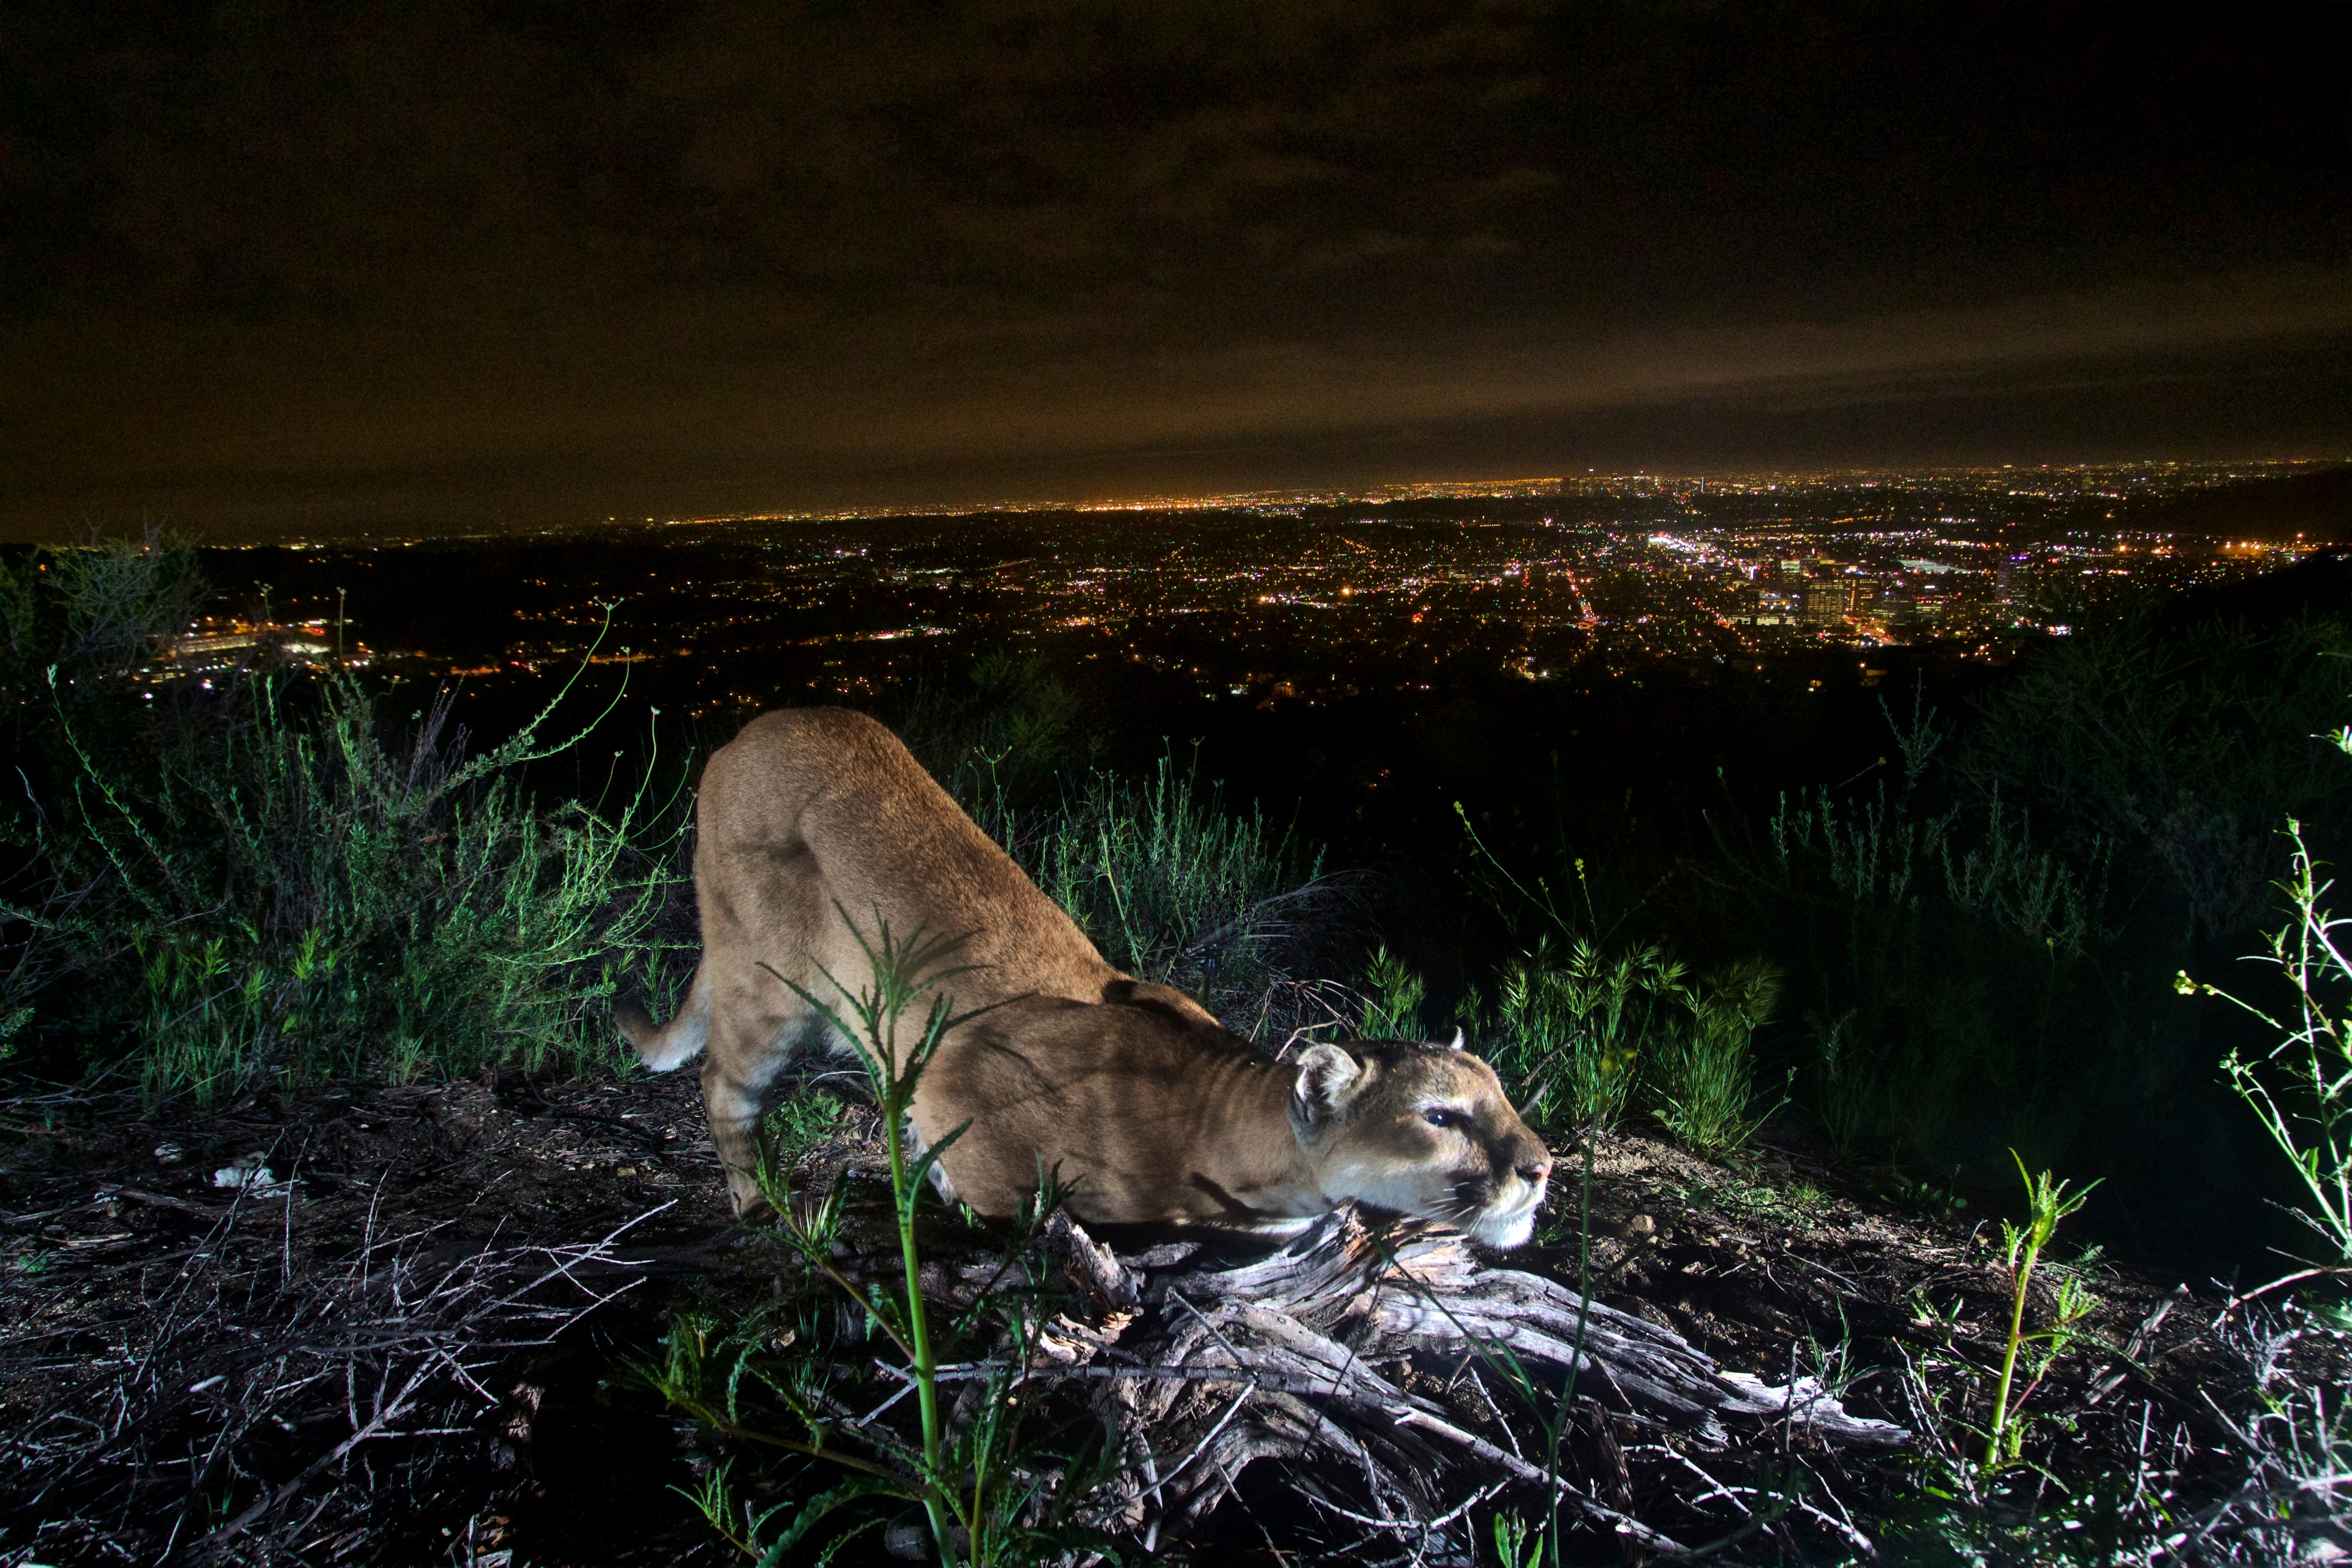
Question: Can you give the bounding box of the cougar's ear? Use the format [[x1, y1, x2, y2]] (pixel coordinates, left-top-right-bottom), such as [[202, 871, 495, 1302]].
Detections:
[[1446, 1027, 1466, 1052], [1290, 1044, 1364, 1137]]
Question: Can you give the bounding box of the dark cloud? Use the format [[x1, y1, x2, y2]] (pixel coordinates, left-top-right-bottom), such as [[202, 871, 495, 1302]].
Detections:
[[4, 1, 2347, 536]]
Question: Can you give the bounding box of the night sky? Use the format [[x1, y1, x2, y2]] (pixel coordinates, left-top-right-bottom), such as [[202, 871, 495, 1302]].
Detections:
[[6, 2, 2348, 539]]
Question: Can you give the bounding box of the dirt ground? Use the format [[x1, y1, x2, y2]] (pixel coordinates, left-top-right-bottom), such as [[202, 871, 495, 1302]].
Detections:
[[0, 1069, 2335, 1565]]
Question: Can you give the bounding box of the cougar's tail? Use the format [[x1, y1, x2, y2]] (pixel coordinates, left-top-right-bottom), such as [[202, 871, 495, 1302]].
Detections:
[[615, 974, 711, 1071]]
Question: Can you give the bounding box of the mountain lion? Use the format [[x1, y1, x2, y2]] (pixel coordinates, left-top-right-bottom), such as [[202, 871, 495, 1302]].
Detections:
[[616, 709, 1551, 1245]]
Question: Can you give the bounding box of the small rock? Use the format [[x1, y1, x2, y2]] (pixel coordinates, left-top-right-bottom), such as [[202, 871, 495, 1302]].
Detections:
[[153, 1142, 185, 1164], [884, 1517, 930, 1561], [212, 1160, 295, 1198], [1624, 1213, 1657, 1238]]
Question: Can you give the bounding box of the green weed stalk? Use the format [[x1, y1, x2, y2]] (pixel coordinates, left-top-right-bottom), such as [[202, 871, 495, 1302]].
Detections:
[[763, 911, 986, 1563], [641, 908, 1106, 1565], [1985, 1150, 2099, 1469]]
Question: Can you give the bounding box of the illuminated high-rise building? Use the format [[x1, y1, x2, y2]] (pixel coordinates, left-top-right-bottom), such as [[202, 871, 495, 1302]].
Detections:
[[1801, 578, 1855, 627]]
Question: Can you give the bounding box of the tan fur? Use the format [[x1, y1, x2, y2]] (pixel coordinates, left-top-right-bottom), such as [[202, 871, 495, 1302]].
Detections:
[[617, 709, 1552, 1244]]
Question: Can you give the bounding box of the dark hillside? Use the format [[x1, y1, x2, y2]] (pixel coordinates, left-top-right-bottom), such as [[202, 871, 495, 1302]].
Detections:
[[2095, 463, 2352, 541], [2156, 545, 2352, 629]]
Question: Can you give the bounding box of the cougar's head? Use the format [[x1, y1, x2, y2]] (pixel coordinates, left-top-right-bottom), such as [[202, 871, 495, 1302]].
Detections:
[[1288, 1034, 1553, 1247]]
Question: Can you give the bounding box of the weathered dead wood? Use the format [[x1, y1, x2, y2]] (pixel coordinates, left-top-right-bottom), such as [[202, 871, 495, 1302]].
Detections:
[[897, 1204, 1906, 1551], [1133, 1210, 1906, 1445], [94, 1182, 234, 1221]]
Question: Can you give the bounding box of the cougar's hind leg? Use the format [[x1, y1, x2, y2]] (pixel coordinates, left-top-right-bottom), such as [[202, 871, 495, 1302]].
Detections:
[[699, 984, 835, 1216], [701, 1050, 775, 1216], [902, 1115, 961, 1206]]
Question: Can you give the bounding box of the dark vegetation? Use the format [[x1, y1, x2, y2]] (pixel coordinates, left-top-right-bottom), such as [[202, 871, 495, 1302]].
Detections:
[[5, 534, 2352, 1563]]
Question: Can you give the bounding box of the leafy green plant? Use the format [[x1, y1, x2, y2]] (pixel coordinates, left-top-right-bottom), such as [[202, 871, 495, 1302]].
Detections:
[[1490, 1509, 1544, 1568], [1872, 1158, 2136, 1568], [1807, 1008, 1872, 1159], [763, 1088, 850, 1164], [641, 911, 1105, 1568], [1493, 937, 1685, 1133], [1879, 1166, 1970, 1223], [132, 928, 270, 1107], [1455, 794, 1779, 1147], [766, 914, 979, 1560], [1882, 1356, 2151, 1568], [1984, 1152, 2101, 1469], [1358, 943, 1427, 1038]]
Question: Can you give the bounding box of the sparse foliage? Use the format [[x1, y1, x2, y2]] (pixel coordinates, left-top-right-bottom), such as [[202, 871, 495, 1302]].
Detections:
[[645, 912, 1107, 1567], [1358, 942, 1428, 1039], [1984, 1152, 2102, 1468], [2185, 812, 2352, 1274]]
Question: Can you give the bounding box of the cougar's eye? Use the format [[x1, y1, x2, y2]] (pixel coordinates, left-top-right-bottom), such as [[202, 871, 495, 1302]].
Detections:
[[1423, 1108, 1458, 1129]]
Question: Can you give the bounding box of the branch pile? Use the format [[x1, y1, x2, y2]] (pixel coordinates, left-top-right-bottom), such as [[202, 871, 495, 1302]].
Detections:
[[894, 1206, 1906, 1558], [1, 1182, 660, 1565]]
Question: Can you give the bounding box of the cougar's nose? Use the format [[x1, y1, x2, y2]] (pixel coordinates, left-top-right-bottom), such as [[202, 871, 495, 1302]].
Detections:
[[1517, 1149, 1553, 1186]]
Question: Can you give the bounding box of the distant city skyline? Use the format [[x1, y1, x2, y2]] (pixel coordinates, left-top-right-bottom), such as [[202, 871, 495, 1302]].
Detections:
[[152, 461, 2318, 737], [75, 455, 2352, 549]]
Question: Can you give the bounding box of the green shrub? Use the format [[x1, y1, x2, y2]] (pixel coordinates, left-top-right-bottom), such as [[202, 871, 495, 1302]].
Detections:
[[902, 650, 1092, 799], [0, 532, 204, 692], [763, 1087, 850, 1163], [1685, 621, 2352, 1184], [113, 676, 679, 1097], [2, 553, 688, 1098], [1713, 761, 2113, 1168], [647, 914, 1111, 1567], [1959, 611, 2352, 941], [1805, 1008, 1872, 1160]]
